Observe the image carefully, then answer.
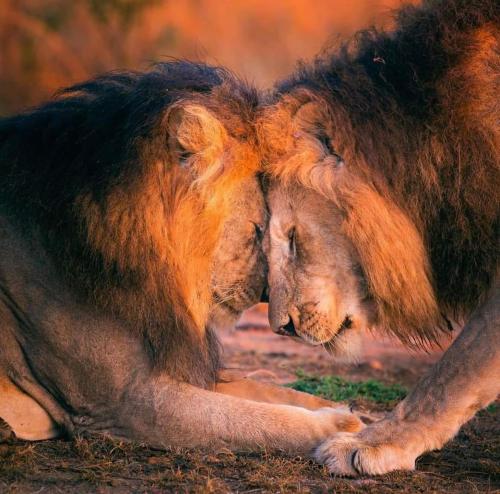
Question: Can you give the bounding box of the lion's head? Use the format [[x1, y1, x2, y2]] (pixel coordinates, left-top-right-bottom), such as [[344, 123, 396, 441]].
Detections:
[[0, 62, 266, 385], [259, 91, 446, 356], [257, 1, 500, 358], [161, 84, 267, 334]]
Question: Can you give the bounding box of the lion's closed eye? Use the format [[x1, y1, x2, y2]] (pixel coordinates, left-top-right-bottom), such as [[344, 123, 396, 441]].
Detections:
[[288, 227, 297, 257], [316, 133, 343, 165], [316, 132, 334, 155], [253, 222, 264, 242], [176, 143, 193, 168]]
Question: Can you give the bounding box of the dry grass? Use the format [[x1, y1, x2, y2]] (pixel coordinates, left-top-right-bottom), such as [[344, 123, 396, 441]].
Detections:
[[1, 322, 498, 492], [1, 402, 498, 493]]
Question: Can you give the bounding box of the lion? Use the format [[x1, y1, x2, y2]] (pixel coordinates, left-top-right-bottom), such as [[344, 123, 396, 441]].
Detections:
[[258, 0, 499, 475], [0, 62, 363, 453]]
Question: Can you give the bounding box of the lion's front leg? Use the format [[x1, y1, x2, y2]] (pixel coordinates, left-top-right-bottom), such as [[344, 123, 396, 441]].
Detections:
[[215, 369, 338, 410], [121, 376, 364, 455], [316, 285, 500, 476]]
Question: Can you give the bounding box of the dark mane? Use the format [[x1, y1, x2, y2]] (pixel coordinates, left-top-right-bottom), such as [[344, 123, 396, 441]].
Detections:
[[277, 0, 499, 320], [0, 61, 252, 219], [0, 61, 259, 387]]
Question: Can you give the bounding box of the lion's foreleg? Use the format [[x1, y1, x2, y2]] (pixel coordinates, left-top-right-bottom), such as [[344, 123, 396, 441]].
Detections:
[[121, 377, 363, 454], [316, 283, 500, 475], [215, 374, 339, 411]]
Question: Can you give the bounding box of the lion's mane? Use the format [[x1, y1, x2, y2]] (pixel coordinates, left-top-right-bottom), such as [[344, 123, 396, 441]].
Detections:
[[0, 62, 259, 387], [263, 0, 499, 346]]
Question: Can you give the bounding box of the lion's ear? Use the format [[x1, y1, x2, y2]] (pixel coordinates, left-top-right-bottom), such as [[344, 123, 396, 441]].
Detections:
[[293, 101, 324, 130], [166, 104, 227, 177]]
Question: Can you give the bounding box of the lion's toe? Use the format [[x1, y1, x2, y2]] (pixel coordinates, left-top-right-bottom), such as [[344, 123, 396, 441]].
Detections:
[[315, 433, 416, 476]]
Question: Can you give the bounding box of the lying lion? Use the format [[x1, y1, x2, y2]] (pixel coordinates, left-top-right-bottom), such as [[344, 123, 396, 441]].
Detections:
[[0, 62, 362, 453], [259, 0, 499, 476]]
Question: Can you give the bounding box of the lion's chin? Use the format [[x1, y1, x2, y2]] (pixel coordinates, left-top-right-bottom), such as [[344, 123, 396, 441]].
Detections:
[[208, 304, 242, 330], [294, 315, 353, 347], [320, 316, 364, 362], [323, 329, 363, 362]]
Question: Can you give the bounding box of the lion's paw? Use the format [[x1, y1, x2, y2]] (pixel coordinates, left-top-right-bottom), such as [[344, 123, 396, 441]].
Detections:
[[315, 432, 416, 476]]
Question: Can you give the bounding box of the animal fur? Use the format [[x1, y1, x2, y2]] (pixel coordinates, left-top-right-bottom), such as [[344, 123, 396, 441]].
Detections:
[[0, 63, 365, 451], [263, 0, 499, 344], [0, 61, 260, 387]]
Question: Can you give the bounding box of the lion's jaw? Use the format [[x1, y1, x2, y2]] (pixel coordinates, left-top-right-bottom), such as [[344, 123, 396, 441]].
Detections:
[[265, 179, 371, 359]]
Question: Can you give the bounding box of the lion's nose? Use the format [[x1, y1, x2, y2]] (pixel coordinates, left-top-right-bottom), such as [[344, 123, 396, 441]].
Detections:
[[278, 315, 298, 337]]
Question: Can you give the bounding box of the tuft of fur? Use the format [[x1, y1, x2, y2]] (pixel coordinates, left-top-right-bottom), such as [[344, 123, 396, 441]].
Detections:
[[0, 62, 260, 387], [264, 0, 499, 344]]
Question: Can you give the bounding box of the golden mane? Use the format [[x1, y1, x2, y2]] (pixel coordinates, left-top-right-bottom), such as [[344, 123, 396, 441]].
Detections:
[[261, 117, 444, 346], [0, 62, 260, 386]]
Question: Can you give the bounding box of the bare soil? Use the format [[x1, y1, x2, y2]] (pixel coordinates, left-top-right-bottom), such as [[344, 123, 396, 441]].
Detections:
[[1, 305, 498, 493]]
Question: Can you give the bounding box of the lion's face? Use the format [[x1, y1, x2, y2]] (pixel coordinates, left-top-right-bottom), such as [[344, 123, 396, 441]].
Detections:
[[259, 97, 370, 355], [265, 179, 369, 356], [209, 175, 267, 328], [165, 96, 267, 331]]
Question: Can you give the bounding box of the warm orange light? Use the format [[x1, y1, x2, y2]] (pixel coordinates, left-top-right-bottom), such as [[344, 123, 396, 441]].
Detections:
[[0, 0, 417, 114]]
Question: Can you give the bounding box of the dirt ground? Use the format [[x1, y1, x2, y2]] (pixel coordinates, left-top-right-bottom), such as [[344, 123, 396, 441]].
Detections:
[[0, 305, 498, 493]]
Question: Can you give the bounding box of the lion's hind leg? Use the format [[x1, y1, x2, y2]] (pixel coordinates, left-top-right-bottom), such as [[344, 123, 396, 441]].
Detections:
[[0, 373, 60, 441]]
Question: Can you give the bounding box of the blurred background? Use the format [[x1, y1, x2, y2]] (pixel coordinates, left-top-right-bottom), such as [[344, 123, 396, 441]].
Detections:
[[0, 0, 414, 116]]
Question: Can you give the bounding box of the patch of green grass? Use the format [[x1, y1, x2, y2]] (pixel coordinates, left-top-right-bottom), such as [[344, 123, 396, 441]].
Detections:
[[288, 370, 407, 404]]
